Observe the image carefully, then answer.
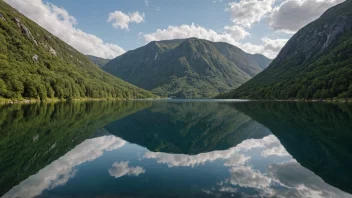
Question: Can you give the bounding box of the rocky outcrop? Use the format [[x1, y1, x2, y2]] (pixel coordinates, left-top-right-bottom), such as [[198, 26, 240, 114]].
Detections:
[[13, 17, 20, 27], [49, 46, 57, 56], [32, 54, 38, 62], [0, 13, 5, 21], [13, 17, 38, 46], [43, 44, 57, 56]]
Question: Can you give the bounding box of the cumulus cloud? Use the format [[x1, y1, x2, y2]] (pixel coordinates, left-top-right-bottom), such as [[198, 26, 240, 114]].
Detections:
[[142, 23, 244, 44], [236, 134, 291, 158], [107, 11, 145, 30], [109, 161, 145, 178], [144, 149, 250, 167], [223, 25, 250, 40], [269, 0, 345, 33], [229, 165, 272, 189], [5, 0, 125, 59], [4, 136, 126, 198], [236, 38, 288, 60], [144, 135, 291, 168], [226, 0, 274, 27]]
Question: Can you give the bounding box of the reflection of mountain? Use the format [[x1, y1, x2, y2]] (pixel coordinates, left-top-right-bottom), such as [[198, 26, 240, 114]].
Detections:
[[0, 101, 150, 196], [105, 102, 270, 154], [234, 102, 352, 194]]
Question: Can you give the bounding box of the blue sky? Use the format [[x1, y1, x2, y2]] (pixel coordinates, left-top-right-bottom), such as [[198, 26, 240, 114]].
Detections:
[[5, 0, 345, 59], [47, 0, 288, 52]]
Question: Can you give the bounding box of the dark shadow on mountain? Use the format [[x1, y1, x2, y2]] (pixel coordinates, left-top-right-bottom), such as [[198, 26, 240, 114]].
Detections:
[[0, 101, 151, 196], [104, 101, 270, 155], [233, 101, 352, 194]]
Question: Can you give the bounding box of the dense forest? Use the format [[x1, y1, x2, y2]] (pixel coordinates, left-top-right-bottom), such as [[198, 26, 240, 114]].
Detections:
[[0, 100, 151, 195], [0, 1, 154, 102], [218, 0, 352, 100]]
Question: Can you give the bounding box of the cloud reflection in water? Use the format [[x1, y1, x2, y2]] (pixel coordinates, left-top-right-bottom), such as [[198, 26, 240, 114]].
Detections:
[[3, 135, 126, 198]]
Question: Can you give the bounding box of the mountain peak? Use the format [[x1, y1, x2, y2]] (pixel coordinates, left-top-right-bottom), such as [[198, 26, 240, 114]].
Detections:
[[103, 38, 271, 98]]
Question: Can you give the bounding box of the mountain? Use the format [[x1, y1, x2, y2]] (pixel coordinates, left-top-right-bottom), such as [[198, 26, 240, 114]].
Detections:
[[103, 38, 271, 98], [218, 0, 352, 100], [104, 102, 270, 154], [86, 55, 110, 67], [0, 1, 154, 102]]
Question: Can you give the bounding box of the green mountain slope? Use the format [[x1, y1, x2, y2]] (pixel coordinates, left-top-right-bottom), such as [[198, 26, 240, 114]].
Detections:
[[86, 55, 110, 67], [103, 38, 271, 98], [219, 0, 352, 100], [0, 1, 154, 101]]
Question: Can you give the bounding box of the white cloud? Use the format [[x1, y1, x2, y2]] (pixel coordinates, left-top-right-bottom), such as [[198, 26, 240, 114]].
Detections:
[[5, 0, 125, 59], [142, 23, 248, 44], [144, 135, 291, 168], [246, 37, 288, 59], [107, 11, 145, 30], [4, 136, 126, 198], [223, 25, 251, 40], [235, 135, 291, 158], [145, 0, 149, 7], [229, 165, 272, 189], [226, 0, 274, 27], [109, 161, 145, 178], [269, 0, 344, 33], [144, 149, 249, 167]]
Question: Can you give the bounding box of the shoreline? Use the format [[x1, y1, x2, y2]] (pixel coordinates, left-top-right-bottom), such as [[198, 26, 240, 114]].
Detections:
[[1, 97, 351, 104], [0, 97, 162, 104]]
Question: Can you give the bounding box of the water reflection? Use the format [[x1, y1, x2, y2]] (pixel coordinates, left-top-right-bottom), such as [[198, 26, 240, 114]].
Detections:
[[1, 100, 352, 198], [105, 102, 270, 154], [4, 136, 126, 198], [109, 161, 145, 178], [234, 101, 352, 195], [0, 101, 150, 195]]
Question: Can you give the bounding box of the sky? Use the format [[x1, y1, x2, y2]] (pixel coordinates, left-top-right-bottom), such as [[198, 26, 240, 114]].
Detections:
[[4, 0, 345, 59]]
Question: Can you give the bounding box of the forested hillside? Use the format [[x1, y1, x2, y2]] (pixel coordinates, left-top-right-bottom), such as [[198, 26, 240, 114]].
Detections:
[[103, 38, 271, 98], [0, 1, 154, 101], [218, 0, 352, 100]]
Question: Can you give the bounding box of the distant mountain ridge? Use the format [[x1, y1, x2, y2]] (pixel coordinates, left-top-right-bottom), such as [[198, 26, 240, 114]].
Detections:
[[86, 55, 110, 68], [103, 38, 271, 98], [0, 1, 154, 101], [219, 0, 352, 100]]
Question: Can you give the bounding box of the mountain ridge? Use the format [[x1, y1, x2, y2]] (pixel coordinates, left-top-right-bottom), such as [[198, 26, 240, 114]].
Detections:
[[86, 55, 110, 68], [103, 37, 271, 98]]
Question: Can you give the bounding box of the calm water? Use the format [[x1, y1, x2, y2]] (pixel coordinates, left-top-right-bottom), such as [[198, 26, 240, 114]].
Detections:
[[1, 100, 352, 198]]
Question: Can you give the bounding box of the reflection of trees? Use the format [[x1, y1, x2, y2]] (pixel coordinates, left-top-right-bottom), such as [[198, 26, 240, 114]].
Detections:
[[106, 102, 270, 154], [0, 101, 151, 195], [234, 102, 352, 194]]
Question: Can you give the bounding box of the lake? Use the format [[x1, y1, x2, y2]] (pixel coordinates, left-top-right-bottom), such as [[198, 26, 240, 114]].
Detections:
[[1, 100, 352, 198]]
